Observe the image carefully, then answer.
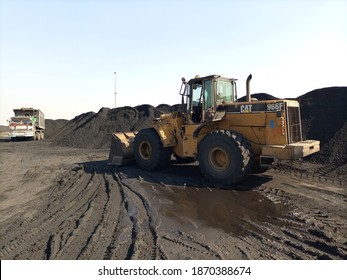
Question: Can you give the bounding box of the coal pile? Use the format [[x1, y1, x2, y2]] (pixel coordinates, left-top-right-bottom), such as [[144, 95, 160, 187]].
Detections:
[[45, 119, 69, 139], [298, 87, 347, 145], [48, 105, 174, 149], [238, 93, 280, 102], [311, 122, 347, 166], [298, 87, 347, 166]]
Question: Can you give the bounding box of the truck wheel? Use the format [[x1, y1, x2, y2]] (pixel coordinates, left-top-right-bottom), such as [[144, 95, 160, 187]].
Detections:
[[198, 130, 251, 185], [134, 128, 172, 170]]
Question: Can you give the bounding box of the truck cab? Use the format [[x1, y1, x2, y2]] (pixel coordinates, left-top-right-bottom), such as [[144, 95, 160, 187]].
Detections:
[[9, 108, 45, 141]]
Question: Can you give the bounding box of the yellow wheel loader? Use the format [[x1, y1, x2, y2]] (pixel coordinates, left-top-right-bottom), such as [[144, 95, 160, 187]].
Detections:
[[109, 74, 320, 185]]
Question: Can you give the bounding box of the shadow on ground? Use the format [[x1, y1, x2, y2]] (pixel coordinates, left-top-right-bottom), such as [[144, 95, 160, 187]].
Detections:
[[78, 159, 273, 191]]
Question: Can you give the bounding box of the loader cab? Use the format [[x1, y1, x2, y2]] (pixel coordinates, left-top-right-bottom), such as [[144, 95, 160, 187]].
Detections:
[[182, 75, 237, 123]]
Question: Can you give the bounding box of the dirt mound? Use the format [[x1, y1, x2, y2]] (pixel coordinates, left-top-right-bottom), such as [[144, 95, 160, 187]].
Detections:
[[45, 119, 69, 138], [156, 104, 173, 113], [311, 121, 347, 166], [298, 87, 347, 145], [238, 93, 279, 102], [51, 105, 176, 149], [298, 87, 347, 165]]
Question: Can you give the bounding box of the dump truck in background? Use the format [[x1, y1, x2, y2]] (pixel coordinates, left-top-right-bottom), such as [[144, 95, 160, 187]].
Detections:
[[109, 74, 320, 186], [9, 108, 45, 141]]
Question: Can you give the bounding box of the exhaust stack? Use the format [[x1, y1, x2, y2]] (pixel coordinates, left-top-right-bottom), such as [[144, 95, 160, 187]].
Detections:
[[246, 74, 252, 102]]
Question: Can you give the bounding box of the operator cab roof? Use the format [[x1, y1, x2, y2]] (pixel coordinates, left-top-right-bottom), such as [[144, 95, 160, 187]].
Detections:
[[188, 75, 238, 84]]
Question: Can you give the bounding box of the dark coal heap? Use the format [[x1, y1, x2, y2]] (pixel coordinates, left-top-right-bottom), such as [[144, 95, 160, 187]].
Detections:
[[46, 87, 347, 168], [298, 87, 347, 166], [47, 105, 173, 149], [238, 93, 280, 102]]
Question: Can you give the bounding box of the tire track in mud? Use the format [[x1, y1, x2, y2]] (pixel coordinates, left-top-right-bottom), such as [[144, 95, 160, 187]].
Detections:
[[1, 157, 346, 260], [0, 162, 164, 260], [0, 169, 101, 259], [118, 165, 347, 260], [273, 165, 345, 186], [161, 231, 222, 260], [113, 172, 160, 260], [117, 166, 231, 260], [0, 164, 129, 259], [257, 178, 347, 260], [47, 173, 121, 260]]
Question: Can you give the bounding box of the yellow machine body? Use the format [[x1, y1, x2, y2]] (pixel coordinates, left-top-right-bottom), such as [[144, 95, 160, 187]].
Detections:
[[145, 100, 319, 162], [109, 74, 319, 183]]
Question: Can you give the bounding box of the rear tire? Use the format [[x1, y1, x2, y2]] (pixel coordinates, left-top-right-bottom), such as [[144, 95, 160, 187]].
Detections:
[[133, 128, 172, 170], [198, 130, 251, 185]]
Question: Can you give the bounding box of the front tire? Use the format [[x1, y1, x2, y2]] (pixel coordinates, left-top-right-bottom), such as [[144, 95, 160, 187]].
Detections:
[[133, 128, 172, 170], [198, 130, 251, 185]]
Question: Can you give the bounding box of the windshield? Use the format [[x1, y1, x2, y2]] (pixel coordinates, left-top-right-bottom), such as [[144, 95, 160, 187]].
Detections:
[[10, 118, 32, 124]]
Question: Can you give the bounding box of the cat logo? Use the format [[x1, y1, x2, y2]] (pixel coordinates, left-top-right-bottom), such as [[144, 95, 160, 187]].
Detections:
[[240, 104, 252, 113]]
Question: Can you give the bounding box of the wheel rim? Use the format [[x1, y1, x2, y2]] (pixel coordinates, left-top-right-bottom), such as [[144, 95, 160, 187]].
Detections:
[[208, 147, 229, 171], [139, 140, 152, 160]]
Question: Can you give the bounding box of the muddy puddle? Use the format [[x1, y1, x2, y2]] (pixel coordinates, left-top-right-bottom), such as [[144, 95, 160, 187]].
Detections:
[[142, 182, 291, 238], [119, 165, 293, 239]]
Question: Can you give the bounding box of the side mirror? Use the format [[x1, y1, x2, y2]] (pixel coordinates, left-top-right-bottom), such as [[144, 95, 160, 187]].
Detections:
[[179, 78, 188, 96]]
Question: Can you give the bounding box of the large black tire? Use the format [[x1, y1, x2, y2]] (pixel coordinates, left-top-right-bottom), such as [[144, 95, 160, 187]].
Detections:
[[133, 128, 172, 170], [198, 130, 251, 185]]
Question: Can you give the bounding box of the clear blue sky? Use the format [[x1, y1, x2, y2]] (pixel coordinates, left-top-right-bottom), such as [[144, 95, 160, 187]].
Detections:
[[0, 0, 346, 124]]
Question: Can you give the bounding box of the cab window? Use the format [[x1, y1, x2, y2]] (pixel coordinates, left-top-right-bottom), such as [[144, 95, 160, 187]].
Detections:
[[190, 82, 203, 122], [192, 83, 202, 106], [216, 80, 234, 103], [203, 79, 213, 110]]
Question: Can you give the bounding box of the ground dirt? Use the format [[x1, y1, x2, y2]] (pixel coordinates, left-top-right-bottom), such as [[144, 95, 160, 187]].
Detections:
[[1, 87, 346, 260], [0, 140, 346, 260]]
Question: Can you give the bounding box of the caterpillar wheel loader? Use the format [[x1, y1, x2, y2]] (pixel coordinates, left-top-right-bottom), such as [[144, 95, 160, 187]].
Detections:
[[109, 74, 320, 185]]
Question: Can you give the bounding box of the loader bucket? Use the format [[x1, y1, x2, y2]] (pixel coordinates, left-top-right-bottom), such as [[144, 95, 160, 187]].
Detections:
[[108, 132, 137, 165]]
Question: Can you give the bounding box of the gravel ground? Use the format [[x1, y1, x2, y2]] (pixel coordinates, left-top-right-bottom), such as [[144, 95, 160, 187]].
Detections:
[[0, 141, 345, 260]]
